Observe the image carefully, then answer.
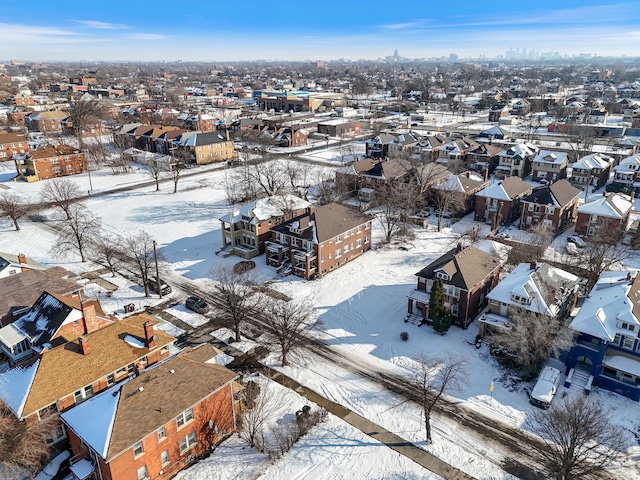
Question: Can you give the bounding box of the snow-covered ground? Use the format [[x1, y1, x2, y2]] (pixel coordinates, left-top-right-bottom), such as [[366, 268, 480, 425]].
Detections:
[[2, 159, 640, 479]]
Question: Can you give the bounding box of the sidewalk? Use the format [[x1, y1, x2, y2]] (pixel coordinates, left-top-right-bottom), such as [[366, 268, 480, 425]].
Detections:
[[261, 368, 476, 480]]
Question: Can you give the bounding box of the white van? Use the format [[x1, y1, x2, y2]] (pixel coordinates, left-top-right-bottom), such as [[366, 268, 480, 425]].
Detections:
[[530, 366, 562, 409]]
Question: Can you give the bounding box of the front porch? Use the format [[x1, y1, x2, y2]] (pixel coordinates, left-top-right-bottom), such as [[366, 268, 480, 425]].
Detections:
[[406, 289, 430, 324]]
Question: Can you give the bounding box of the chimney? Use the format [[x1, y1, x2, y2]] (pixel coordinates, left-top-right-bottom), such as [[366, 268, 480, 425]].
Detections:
[[17, 253, 28, 272], [631, 191, 635, 203], [484, 168, 489, 181], [143, 321, 156, 349], [82, 302, 98, 334], [456, 242, 463, 252], [79, 336, 90, 355], [465, 171, 470, 178], [530, 261, 537, 270]]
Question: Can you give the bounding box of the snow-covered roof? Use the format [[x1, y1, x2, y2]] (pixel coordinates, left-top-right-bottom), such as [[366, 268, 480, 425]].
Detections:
[[61, 387, 120, 460], [0, 359, 39, 417], [578, 193, 632, 219], [570, 271, 640, 341], [533, 150, 567, 165], [219, 194, 311, 224], [603, 354, 640, 377], [572, 154, 612, 171], [475, 182, 510, 200], [487, 262, 578, 317]]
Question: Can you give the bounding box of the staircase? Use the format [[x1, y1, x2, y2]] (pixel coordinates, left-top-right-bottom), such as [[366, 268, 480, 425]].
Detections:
[[405, 313, 425, 326], [567, 368, 591, 394]]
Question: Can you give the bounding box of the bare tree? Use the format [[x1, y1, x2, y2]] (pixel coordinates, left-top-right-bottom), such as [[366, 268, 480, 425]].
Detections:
[[66, 95, 104, 150], [283, 160, 314, 200], [432, 182, 466, 232], [40, 178, 82, 221], [262, 298, 322, 366], [249, 160, 288, 197], [210, 265, 259, 342], [0, 401, 59, 480], [89, 232, 124, 277], [51, 204, 101, 262], [578, 229, 628, 290], [123, 230, 160, 297], [170, 149, 191, 193], [489, 310, 574, 375], [143, 160, 164, 192], [0, 193, 32, 231], [239, 381, 281, 451], [407, 353, 467, 444], [373, 182, 421, 243], [527, 395, 626, 480]]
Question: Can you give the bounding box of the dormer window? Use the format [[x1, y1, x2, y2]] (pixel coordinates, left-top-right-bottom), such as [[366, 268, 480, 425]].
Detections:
[[436, 271, 449, 281], [511, 294, 531, 305], [618, 321, 636, 332]]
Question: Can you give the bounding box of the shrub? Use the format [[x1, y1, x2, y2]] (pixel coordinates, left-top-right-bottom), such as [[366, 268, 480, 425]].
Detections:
[[400, 331, 409, 341]]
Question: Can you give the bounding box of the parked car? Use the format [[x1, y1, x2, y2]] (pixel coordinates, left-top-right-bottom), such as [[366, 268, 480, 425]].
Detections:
[[228, 158, 245, 166], [186, 296, 209, 314], [565, 242, 579, 256], [233, 260, 256, 274], [530, 366, 562, 409], [147, 277, 172, 296], [567, 236, 586, 248]]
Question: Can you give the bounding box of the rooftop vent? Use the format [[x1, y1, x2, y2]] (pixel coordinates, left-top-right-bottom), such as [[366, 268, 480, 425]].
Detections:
[[170, 369, 175, 374]]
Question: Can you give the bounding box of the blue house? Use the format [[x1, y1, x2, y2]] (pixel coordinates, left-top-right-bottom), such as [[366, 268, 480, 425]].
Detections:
[[565, 271, 640, 401]]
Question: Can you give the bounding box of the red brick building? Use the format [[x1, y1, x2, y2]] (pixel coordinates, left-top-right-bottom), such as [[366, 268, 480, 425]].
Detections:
[[0, 132, 28, 161], [474, 176, 532, 226], [266, 202, 372, 279], [407, 245, 502, 329], [519, 180, 581, 232], [15, 145, 86, 181], [26, 110, 69, 132], [575, 192, 632, 238], [61, 345, 239, 480]]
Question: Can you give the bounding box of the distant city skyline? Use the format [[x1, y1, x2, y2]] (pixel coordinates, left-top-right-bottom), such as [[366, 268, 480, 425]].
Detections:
[[2, 0, 640, 62]]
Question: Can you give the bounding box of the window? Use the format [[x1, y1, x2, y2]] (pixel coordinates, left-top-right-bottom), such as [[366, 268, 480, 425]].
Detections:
[[64, 156, 71, 162], [45, 424, 67, 446], [50, 158, 59, 164], [344, 230, 349, 238], [74, 385, 94, 404], [176, 407, 194, 429], [436, 271, 450, 281], [357, 225, 362, 233], [335, 234, 342, 243], [136, 465, 149, 480], [335, 248, 342, 258], [451, 304, 459, 315], [106, 373, 115, 386], [158, 426, 166, 442], [161, 450, 170, 467], [356, 239, 362, 248], [179, 431, 197, 453], [364, 234, 370, 243], [133, 441, 144, 459], [52, 167, 61, 173], [623, 336, 635, 350], [66, 164, 73, 171], [343, 244, 349, 253]]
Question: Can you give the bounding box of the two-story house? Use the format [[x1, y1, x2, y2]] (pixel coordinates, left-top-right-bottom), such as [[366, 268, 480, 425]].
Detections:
[[431, 171, 489, 215], [612, 154, 640, 193], [520, 180, 581, 232], [465, 143, 504, 174], [407, 244, 502, 329], [0, 314, 175, 448], [575, 192, 632, 238], [495, 143, 538, 179], [474, 176, 532, 226], [266, 202, 372, 279], [565, 271, 640, 401], [531, 150, 568, 183], [479, 261, 579, 337], [25, 110, 69, 133], [436, 137, 479, 168], [219, 194, 313, 259], [60, 344, 239, 480], [176, 131, 237, 165], [0, 252, 44, 279], [569, 153, 614, 190], [14, 145, 87, 182], [0, 132, 28, 161]]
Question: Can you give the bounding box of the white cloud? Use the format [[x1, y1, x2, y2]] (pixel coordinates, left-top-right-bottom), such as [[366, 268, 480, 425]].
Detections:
[[76, 20, 130, 29]]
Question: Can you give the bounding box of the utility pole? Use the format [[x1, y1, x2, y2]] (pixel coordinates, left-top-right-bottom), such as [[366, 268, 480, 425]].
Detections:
[[153, 240, 162, 299]]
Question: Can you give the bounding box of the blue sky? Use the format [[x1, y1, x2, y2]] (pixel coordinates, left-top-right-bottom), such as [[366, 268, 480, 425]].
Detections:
[[2, 0, 640, 61]]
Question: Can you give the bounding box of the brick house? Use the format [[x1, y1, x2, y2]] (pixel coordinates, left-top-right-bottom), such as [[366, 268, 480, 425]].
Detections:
[[0, 132, 28, 160], [0, 266, 82, 327], [565, 271, 640, 401], [317, 119, 361, 137], [61, 344, 239, 480], [0, 314, 175, 448], [26, 110, 69, 132], [219, 195, 313, 259], [520, 180, 581, 232], [495, 143, 538, 179], [575, 192, 632, 238], [61, 116, 106, 137], [474, 176, 532, 226], [266, 202, 372, 279], [569, 153, 614, 190], [531, 150, 568, 183], [479, 261, 579, 337], [431, 171, 489, 215], [407, 245, 502, 329], [465, 142, 504, 173], [14, 145, 86, 181], [0, 291, 113, 364]]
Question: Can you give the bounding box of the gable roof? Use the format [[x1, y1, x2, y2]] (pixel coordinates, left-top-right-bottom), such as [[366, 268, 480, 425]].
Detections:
[[434, 171, 487, 194], [219, 194, 312, 224], [572, 154, 612, 171], [0, 267, 82, 327], [415, 246, 501, 291], [570, 271, 640, 341], [487, 262, 578, 317], [313, 203, 370, 243], [533, 150, 568, 165], [476, 176, 532, 201], [523, 180, 580, 208], [20, 314, 175, 418], [578, 193, 632, 219], [61, 345, 237, 461], [0, 132, 27, 145]]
